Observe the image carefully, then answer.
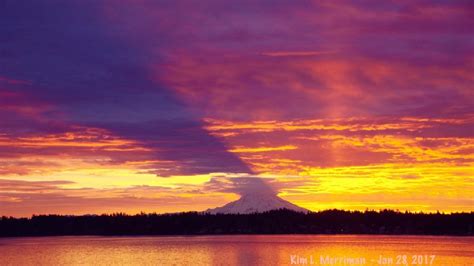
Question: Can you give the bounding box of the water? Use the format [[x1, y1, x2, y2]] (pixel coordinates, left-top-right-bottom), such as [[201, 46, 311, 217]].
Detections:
[[0, 235, 472, 265]]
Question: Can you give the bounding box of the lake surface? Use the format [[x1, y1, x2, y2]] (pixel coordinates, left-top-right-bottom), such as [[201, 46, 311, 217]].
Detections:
[[0, 235, 472, 265]]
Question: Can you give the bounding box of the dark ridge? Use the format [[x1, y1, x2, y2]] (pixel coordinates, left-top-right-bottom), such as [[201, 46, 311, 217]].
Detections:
[[1, 209, 473, 237]]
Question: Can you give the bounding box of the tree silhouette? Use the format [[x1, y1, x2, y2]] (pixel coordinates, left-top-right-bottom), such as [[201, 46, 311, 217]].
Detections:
[[1, 209, 472, 237]]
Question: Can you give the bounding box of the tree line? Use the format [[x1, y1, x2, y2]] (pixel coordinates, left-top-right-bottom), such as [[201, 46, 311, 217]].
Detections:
[[1, 209, 472, 237]]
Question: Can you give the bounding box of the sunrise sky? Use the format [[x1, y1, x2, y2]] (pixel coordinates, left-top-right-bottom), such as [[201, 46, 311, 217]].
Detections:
[[1, 1, 473, 217]]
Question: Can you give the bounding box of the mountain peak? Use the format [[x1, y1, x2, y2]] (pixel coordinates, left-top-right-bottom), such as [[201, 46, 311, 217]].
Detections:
[[206, 193, 308, 214]]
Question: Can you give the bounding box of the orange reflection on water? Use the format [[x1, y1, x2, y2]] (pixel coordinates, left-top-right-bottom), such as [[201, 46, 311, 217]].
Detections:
[[0, 235, 472, 265]]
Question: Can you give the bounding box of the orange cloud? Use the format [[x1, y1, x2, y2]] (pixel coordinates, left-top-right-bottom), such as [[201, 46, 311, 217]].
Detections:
[[0, 128, 150, 151], [229, 145, 297, 153], [204, 116, 473, 136]]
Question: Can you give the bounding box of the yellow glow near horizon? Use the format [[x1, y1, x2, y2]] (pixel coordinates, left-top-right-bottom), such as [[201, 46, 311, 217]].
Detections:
[[1, 117, 473, 216]]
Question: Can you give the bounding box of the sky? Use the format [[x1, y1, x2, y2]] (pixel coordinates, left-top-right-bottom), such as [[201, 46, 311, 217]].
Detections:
[[0, 0, 473, 217]]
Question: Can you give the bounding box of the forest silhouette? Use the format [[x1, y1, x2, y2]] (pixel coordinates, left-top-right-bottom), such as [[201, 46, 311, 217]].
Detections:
[[1, 209, 472, 237]]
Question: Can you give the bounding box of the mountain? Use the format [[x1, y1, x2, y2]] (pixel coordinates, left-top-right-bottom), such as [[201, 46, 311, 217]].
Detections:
[[206, 193, 309, 214]]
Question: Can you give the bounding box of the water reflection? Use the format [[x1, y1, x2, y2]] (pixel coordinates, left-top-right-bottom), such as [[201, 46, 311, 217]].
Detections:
[[0, 235, 472, 265]]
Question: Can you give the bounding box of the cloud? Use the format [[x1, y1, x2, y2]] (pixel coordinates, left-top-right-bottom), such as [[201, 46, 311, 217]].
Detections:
[[200, 174, 315, 198], [204, 176, 276, 196], [0, 1, 251, 177], [0, 179, 75, 191], [260, 51, 337, 57], [229, 145, 297, 153], [0, 0, 472, 215], [0, 178, 232, 217], [202, 116, 474, 174]]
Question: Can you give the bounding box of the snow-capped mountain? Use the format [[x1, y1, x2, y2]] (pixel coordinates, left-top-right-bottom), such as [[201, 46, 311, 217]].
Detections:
[[206, 193, 308, 214]]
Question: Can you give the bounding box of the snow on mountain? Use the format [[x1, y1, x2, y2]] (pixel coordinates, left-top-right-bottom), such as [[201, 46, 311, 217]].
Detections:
[[206, 193, 308, 214]]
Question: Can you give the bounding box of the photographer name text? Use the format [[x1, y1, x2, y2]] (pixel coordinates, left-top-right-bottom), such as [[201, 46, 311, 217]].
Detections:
[[290, 254, 436, 265]]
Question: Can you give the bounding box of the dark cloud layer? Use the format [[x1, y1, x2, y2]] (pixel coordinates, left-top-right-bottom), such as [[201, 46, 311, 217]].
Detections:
[[0, 1, 251, 176]]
